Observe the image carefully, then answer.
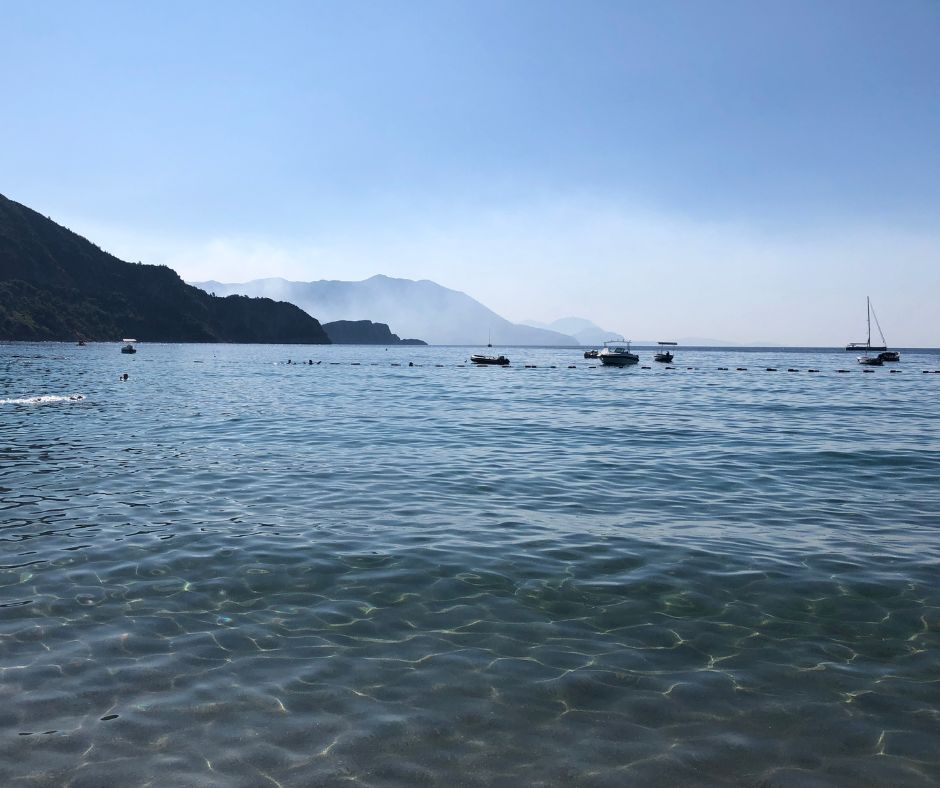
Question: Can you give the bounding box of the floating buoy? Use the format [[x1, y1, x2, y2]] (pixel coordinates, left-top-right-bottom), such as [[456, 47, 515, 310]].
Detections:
[[737, 367, 747, 371], [766, 368, 777, 372], [351, 362, 360, 366], [568, 365, 576, 369], [408, 362, 414, 367], [787, 368, 798, 372], [641, 366, 651, 369], [808, 369, 818, 372], [863, 369, 875, 373], [718, 367, 728, 370], [391, 363, 400, 367], [890, 369, 901, 373], [837, 369, 849, 373]]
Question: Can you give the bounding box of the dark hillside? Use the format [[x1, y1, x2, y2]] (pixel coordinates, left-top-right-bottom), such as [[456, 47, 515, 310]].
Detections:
[[323, 319, 426, 345], [0, 193, 330, 343]]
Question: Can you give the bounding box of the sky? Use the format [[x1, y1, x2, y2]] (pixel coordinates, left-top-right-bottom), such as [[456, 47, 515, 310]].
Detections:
[[2, 0, 939, 345]]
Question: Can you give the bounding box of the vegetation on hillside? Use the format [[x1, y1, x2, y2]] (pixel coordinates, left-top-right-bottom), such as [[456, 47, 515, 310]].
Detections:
[[0, 193, 330, 343]]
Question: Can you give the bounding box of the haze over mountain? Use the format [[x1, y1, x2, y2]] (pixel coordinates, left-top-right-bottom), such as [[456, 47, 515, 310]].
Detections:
[[193, 276, 579, 346], [522, 318, 780, 347], [523, 317, 625, 346], [0, 193, 330, 344]]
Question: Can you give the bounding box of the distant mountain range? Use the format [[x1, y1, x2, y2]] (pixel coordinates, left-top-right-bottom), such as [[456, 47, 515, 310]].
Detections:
[[523, 318, 775, 348], [192, 276, 579, 346], [522, 317, 625, 345], [0, 193, 330, 344], [0, 190, 775, 348]]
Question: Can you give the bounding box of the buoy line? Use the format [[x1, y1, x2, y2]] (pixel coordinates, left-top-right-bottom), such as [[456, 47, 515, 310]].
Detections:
[[284, 362, 937, 374]]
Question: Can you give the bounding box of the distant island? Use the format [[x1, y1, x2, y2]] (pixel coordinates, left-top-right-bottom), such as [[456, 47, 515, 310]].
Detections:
[[322, 320, 426, 345], [0, 193, 330, 344], [192, 276, 580, 346]]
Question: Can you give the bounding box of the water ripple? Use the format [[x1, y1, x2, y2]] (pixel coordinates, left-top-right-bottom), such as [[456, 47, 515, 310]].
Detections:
[[1, 343, 939, 785]]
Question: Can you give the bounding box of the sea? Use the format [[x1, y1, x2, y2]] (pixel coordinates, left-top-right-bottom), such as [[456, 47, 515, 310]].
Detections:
[[2, 342, 939, 787]]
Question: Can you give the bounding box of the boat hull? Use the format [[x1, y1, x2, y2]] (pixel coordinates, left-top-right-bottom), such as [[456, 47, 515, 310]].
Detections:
[[471, 355, 509, 366], [600, 353, 639, 366], [654, 352, 673, 363]]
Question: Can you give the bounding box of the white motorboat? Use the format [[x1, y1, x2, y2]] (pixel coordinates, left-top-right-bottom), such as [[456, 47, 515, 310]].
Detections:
[[599, 340, 639, 366]]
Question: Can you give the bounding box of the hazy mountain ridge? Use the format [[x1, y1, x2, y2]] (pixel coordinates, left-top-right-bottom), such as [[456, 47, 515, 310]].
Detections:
[[0, 193, 330, 344], [194, 276, 580, 346], [523, 317, 778, 347], [523, 317, 626, 345]]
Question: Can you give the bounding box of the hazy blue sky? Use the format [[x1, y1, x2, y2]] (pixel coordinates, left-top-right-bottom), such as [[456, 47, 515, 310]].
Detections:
[[3, 1, 938, 344]]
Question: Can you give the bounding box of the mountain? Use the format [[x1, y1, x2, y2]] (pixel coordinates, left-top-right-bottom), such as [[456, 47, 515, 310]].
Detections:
[[0, 193, 330, 344], [523, 317, 768, 347], [192, 276, 579, 346], [523, 316, 624, 345], [322, 320, 426, 345]]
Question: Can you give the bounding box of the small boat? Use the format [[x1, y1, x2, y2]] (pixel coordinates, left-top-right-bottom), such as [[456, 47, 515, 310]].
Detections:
[[599, 340, 639, 366], [858, 355, 883, 366], [847, 297, 899, 361], [471, 354, 509, 365], [121, 339, 137, 354], [654, 341, 677, 363], [583, 349, 599, 358]]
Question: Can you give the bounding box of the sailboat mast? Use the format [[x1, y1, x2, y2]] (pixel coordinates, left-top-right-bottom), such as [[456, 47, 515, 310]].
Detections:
[[866, 296, 871, 347]]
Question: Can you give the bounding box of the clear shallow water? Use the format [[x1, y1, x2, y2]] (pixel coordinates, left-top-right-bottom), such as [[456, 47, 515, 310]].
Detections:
[[2, 342, 939, 787]]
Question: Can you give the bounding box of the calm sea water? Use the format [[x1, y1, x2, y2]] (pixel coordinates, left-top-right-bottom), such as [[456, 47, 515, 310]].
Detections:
[[2, 342, 939, 787]]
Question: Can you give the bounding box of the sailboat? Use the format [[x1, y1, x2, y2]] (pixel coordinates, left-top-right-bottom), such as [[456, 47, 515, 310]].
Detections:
[[846, 297, 898, 364]]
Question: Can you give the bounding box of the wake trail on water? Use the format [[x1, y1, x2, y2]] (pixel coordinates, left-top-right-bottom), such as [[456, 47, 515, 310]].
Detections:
[[0, 394, 85, 405]]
